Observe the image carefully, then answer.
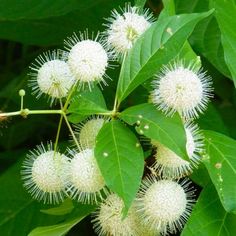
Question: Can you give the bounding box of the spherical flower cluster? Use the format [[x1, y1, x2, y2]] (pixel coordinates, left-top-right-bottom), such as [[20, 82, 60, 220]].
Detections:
[[104, 4, 153, 58], [92, 193, 137, 236], [135, 176, 195, 235], [152, 122, 204, 179], [65, 32, 110, 90], [29, 50, 75, 103], [67, 148, 106, 204], [74, 117, 105, 149], [151, 61, 213, 119], [21, 143, 70, 204]]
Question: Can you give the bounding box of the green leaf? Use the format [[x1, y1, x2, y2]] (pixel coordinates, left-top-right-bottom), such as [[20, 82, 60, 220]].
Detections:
[[40, 199, 74, 216], [159, 0, 176, 20], [0, 160, 64, 236], [189, 16, 231, 78], [160, 0, 202, 69], [120, 103, 188, 160], [211, 0, 236, 86], [29, 204, 95, 236], [68, 86, 109, 116], [0, 0, 125, 46], [198, 103, 229, 136], [135, 0, 146, 8], [116, 10, 214, 103], [0, 0, 101, 20], [203, 130, 236, 213], [182, 184, 236, 236], [95, 120, 144, 213]]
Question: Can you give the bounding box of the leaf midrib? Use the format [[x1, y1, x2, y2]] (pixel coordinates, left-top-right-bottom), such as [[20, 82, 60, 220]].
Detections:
[[110, 122, 126, 199]]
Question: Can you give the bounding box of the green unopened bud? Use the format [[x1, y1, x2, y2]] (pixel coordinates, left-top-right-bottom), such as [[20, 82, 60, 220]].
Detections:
[[19, 89, 26, 97]]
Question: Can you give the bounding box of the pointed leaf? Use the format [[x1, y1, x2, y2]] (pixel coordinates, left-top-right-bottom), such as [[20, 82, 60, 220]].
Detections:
[[29, 204, 95, 236], [68, 86, 109, 116], [40, 199, 74, 216], [116, 10, 214, 103], [95, 120, 144, 212], [203, 130, 236, 213], [182, 184, 236, 236], [211, 0, 236, 86], [120, 103, 188, 160]]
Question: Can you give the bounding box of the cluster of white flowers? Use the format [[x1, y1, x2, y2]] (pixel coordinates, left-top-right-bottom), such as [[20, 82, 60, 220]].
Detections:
[[20, 2, 214, 236], [92, 177, 195, 236], [21, 118, 106, 205], [28, 4, 153, 102]]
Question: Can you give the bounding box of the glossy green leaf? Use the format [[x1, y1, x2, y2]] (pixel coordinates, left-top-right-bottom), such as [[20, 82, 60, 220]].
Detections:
[[120, 103, 188, 160], [40, 199, 74, 216], [189, 16, 231, 78], [68, 86, 109, 116], [182, 184, 236, 236], [211, 0, 236, 85], [203, 130, 236, 212], [160, 0, 201, 69], [116, 10, 214, 103], [95, 120, 144, 213], [159, 0, 176, 19], [29, 204, 96, 236]]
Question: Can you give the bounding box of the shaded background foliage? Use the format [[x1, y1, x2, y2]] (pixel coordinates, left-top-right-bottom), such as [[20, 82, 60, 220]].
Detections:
[[1, 0, 236, 235]]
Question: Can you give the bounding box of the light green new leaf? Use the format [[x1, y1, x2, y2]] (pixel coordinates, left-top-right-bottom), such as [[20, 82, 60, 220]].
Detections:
[[211, 0, 236, 86], [95, 120, 144, 213], [203, 130, 236, 213], [68, 86, 109, 116], [160, 0, 202, 69], [182, 184, 236, 236], [40, 199, 74, 216], [116, 10, 214, 103], [29, 204, 95, 236], [120, 103, 188, 160]]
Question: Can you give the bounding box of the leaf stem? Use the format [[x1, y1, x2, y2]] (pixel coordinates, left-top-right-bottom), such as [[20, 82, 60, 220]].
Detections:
[[63, 113, 80, 149]]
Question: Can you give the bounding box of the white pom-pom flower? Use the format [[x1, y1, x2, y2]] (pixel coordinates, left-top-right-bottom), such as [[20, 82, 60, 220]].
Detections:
[[29, 50, 75, 103], [151, 61, 213, 119], [65, 32, 111, 90], [67, 148, 106, 204], [21, 143, 70, 204], [152, 122, 204, 179], [74, 117, 105, 149], [104, 4, 153, 58], [92, 193, 138, 236], [135, 176, 195, 235]]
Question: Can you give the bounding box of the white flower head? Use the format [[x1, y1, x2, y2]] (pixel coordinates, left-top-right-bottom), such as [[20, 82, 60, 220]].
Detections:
[[104, 3, 153, 58], [151, 61, 213, 119], [67, 148, 107, 204], [135, 176, 195, 235], [92, 193, 138, 236], [21, 142, 70, 204], [29, 50, 75, 103], [74, 117, 105, 149], [65, 31, 111, 90], [152, 122, 204, 179]]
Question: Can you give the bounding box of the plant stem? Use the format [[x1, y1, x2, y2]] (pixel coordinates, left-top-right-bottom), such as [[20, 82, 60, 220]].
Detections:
[[0, 109, 63, 117], [54, 114, 64, 152], [63, 113, 80, 149]]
